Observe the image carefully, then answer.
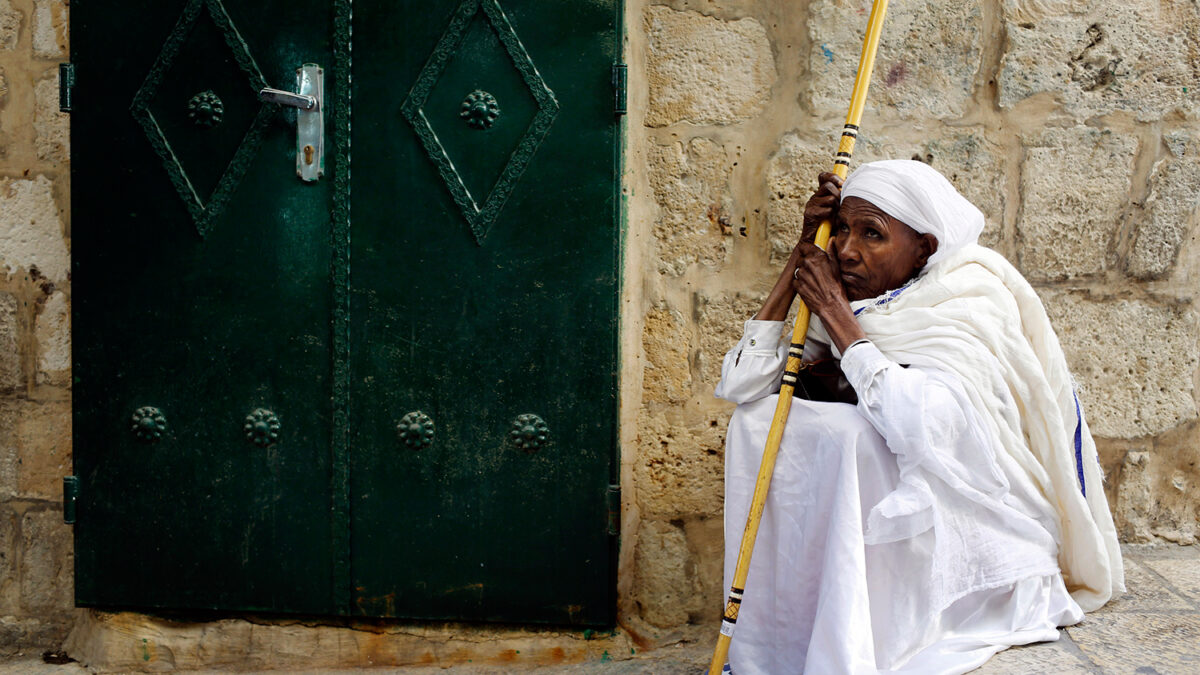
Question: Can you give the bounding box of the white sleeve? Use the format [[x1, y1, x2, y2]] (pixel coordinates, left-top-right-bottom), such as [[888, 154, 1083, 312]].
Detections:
[[713, 320, 787, 404], [839, 341, 1008, 493]]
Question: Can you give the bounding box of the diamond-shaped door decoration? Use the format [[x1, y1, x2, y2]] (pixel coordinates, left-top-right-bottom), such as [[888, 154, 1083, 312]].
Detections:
[[401, 0, 560, 245], [130, 0, 271, 237]]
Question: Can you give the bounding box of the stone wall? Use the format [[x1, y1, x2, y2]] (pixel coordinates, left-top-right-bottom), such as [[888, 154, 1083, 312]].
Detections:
[[0, 0, 73, 656], [1, 0, 1199, 666], [623, 0, 1200, 633]]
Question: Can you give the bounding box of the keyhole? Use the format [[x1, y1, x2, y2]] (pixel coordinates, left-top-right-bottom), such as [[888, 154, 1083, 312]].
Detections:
[[303, 144, 315, 165]]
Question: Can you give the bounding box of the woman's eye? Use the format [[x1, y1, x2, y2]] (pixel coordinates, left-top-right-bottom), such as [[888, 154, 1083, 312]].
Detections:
[[836, 223, 850, 233], [865, 228, 882, 239]]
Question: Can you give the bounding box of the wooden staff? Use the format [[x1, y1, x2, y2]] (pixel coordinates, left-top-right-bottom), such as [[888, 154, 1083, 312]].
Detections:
[[707, 1, 890, 671]]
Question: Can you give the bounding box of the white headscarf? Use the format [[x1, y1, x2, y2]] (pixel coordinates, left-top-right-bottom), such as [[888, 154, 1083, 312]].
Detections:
[[841, 159, 985, 266]]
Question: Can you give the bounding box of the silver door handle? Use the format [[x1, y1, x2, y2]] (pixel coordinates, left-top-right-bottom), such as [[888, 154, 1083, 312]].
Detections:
[[258, 64, 324, 182], [258, 88, 317, 111]]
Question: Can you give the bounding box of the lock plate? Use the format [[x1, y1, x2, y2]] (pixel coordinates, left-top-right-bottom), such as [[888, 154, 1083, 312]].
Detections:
[[296, 64, 324, 182]]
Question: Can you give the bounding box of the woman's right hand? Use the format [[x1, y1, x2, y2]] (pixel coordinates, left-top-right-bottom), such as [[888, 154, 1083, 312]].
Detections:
[[800, 172, 843, 245], [754, 172, 844, 321]]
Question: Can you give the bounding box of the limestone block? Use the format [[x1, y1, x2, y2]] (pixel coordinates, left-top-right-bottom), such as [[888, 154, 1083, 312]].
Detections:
[[64, 610, 634, 671], [642, 305, 691, 404], [1117, 450, 1157, 542], [1041, 292, 1199, 438], [916, 133, 1006, 249], [643, 6, 776, 127], [635, 411, 725, 520], [0, 399, 72, 500], [647, 138, 732, 276], [35, 290, 69, 383], [1017, 127, 1137, 280], [768, 131, 1006, 258], [1127, 132, 1200, 279], [696, 291, 767, 386], [682, 517, 723, 624], [0, 293, 17, 391], [34, 71, 68, 162], [0, 0, 19, 51], [1114, 445, 1200, 544], [32, 0, 67, 59], [999, 1, 1200, 121], [0, 615, 72, 658], [0, 176, 69, 282], [1067, 613, 1200, 674], [808, 0, 982, 120], [632, 520, 699, 627], [0, 506, 16, 613], [766, 134, 828, 265], [19, 509, 72, 614]]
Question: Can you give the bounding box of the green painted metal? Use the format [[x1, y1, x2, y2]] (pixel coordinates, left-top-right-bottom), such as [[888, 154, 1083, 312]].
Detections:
[[72, 0, 619, 624], [62, 476, 79, 524], [72, 0, 344, 615], [350, 0, 620, 626], [58, 63, 74, 112]]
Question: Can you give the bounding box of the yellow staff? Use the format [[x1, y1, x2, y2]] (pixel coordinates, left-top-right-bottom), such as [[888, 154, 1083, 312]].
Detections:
[[708, 1, 891, 670]]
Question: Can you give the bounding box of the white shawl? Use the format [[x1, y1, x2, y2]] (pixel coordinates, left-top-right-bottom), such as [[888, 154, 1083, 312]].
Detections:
[[814, 244, 1124, 611]]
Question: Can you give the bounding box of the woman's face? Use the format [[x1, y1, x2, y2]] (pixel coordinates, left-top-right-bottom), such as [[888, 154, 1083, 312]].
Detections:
[[831, 196, 937, 301]]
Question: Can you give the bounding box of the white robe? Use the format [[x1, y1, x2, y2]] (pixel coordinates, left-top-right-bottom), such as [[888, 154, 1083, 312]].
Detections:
[[713, 245, 1122, 674]]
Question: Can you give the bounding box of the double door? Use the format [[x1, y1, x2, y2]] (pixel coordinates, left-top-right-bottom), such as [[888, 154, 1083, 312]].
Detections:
[[71, 0, 620, 624]]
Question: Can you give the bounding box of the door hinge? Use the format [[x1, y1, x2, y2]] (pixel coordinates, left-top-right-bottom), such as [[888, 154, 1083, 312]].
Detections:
[[63, 476, 79, 524], [58, 63, 74, 113], [605, 484, 621, 535], [612, 64, 627, 116]]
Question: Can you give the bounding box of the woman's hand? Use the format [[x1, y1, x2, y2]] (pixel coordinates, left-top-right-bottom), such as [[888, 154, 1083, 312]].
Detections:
[[753, 172, 846, 322], [791, 241, 867, 353], [791, 242, 848, 317], [801, 172, 843, 244]]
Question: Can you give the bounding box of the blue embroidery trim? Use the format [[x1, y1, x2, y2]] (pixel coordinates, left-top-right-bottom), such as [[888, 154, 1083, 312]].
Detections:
[[853, 284, 909, 316], [1074, 392, 1086, 497]]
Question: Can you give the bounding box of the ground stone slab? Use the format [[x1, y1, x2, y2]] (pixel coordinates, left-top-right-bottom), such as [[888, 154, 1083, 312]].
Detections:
[[1141, 559, 1200, 607], [808, 0, 982, 120], [643, 6, 776, 127], [1095, 558, 1192, 613], [1041, 292, 1199, 439], [1018, 126, 1137, 280], [1067, 612, 1200, 674], [974, 635, 1093, 674]]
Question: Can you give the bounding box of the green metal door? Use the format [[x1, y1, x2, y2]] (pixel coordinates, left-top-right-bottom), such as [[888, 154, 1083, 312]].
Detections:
[[349, 0, 620, 625], [71, 0, 344, 614], [71, 0, 619, 623]]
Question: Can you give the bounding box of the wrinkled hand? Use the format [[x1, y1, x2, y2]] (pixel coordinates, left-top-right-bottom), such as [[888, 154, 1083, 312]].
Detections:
[[791, 241, 849, 317], [800, 172, 843, 244]]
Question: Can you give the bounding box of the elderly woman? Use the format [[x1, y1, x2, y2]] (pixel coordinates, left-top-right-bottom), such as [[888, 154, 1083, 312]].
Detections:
[[714, 160, 1123, 674]]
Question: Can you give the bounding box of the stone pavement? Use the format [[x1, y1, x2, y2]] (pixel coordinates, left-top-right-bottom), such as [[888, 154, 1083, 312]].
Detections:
[[1, 544, 1196, 674]]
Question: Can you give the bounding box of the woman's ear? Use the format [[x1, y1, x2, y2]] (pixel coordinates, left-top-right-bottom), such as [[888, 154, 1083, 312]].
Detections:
[[914, 233, 939, 270]]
